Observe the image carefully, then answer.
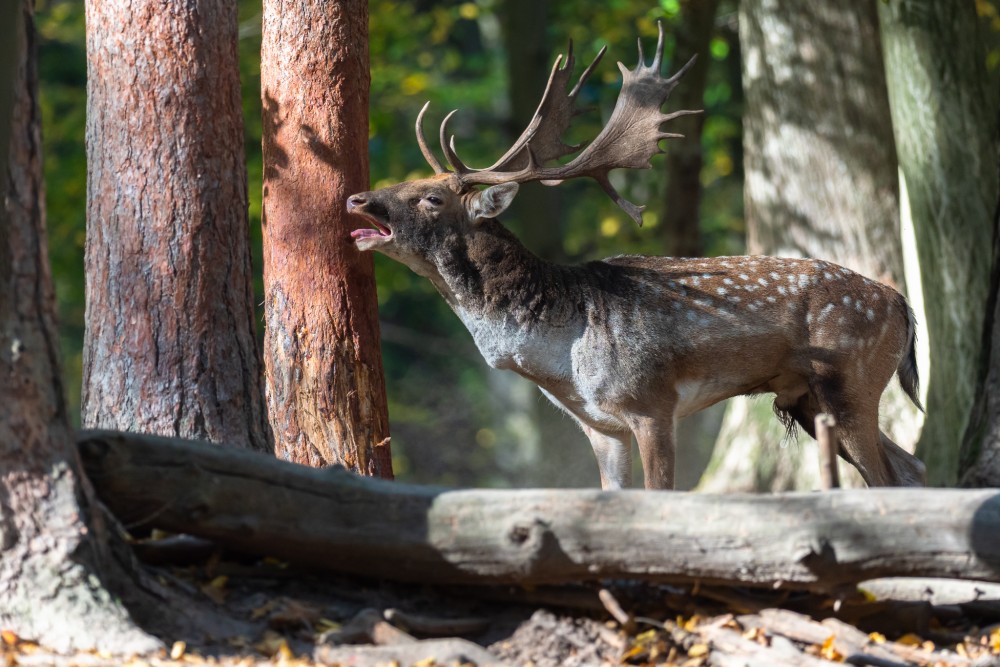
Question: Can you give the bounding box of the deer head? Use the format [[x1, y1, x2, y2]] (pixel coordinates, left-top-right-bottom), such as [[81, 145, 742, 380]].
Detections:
[[349, 21, 698, 256]]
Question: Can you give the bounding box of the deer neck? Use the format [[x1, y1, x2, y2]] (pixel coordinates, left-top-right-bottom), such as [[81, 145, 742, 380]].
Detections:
[[428, 220, 584, 376]]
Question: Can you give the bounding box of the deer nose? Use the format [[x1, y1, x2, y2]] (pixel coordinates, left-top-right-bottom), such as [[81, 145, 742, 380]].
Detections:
[[346, 194, 367, 211]]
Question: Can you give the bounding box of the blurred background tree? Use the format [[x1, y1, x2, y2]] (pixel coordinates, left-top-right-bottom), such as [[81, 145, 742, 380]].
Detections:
[[34, 0, 1000, 488]]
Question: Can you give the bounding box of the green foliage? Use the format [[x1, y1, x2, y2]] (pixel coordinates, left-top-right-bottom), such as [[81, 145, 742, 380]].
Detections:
[[36, 0, 87, 423]]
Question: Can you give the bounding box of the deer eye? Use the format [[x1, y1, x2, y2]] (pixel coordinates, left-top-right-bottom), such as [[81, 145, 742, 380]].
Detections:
[[424, 195, 443, 206]]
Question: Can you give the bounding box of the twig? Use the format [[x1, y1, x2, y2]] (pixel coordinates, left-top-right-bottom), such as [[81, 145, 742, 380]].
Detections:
[[598, 588, 635, 632], [816, 414, 840, 490]]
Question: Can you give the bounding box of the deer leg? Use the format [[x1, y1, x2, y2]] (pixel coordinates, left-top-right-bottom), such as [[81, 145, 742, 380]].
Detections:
[[628, 412, 677, 490], [580, 425, 633, 490], [809, 379, 896, 487]]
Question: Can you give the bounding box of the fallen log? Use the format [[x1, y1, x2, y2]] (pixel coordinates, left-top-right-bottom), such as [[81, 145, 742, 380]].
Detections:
[[77, 430, 1000, 592]]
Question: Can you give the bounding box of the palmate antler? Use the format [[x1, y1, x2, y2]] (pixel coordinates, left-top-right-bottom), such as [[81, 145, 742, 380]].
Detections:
[[415, 20, 700, 225]]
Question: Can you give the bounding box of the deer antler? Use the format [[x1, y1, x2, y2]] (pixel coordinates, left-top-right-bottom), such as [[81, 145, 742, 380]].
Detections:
[[414, 21, 700, 225]]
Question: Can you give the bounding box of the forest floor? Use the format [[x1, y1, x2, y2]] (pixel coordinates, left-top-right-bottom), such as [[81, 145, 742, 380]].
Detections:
[[3, 544, 1000, 667]]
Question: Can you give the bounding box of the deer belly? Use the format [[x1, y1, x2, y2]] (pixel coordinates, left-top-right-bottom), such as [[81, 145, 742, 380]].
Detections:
[[674, 378, 740, 417]]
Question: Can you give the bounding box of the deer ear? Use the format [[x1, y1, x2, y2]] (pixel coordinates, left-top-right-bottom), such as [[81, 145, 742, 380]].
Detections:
[[467, 183, 519, 222]]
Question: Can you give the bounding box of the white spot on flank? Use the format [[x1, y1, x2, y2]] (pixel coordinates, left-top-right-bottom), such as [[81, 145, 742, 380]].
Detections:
[[787, 275, 796, 284], [855, 301, 863, 312], [686, 310, 697, 321], [692, 276, 701, 286], [748, 303, 759, 312], [723, 278, 734, 285], [679, 278, 688, 285], [777, 286, 787, 295], [798, 274, 809, 287], [770, 272, 780, 280], [866, 308, 875, 321], [767, 295, 777, 303], [717, 287, 727, 296], [739, 274, 749, 281], [806, 312, 814, 324], [695, 299, 710, 308], [842, 295, 852, 306], [823, 271, 834, 280], [702, 273, 712, 279], [789, 286, 799, 294], [818, 303, 835, 322], [728, 295, 741, 303], [758, 277, 768, 286]]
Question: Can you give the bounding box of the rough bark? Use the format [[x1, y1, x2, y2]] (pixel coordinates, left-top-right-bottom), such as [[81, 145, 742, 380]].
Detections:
[[0, 2, 156, 652], [261, 0, 392, 474], [879, 0, 998, 484], [659, 0, 720, 258], [82, 0, 270, 451], [960, 175, 1000, 487], [701, 1, 915, 492], [80, 429, 1000, 593]]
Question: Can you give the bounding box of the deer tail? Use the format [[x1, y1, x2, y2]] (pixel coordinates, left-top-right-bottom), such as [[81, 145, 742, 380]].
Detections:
[[897, 301, 924, 412]]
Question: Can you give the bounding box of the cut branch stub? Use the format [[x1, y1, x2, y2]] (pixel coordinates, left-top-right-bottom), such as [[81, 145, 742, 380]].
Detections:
[[413, 20, 701, 224]]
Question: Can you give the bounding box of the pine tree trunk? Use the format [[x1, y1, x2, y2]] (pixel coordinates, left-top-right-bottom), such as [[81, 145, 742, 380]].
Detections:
[[659, 0, 720, 258], [879, 0, 999, 485], [261, 0, 392, 474], [701, 1, 916, 491], [82, 0, 270, 451], [0, 2, 156, 652], [960, 158, 1000, 487]]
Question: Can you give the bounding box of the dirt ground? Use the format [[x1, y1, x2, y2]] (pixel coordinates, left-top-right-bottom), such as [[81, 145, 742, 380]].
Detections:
[[4, 549, 1000, 667]]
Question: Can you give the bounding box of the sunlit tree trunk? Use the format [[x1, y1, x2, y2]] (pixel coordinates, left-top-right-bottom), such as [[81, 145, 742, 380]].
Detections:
[[83, 0, 270, 451], [701, 1, 916, 491], [879, 0, 998, 485], [0, 1, 156, 651], [261, 0, 392, 474]]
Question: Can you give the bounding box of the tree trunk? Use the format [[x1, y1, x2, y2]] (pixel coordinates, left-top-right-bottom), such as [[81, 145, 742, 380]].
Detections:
[[261, 0, 392, 474], [960, 172, 1000, 487], [659, 0, 720, 258], [879, 0, 999, 485], [500, 0, 565, 262], [0, 2, 156, 652], [701, 1, 915, 492], [79, 429, 1000, 593], [82, 0, 270, 452]]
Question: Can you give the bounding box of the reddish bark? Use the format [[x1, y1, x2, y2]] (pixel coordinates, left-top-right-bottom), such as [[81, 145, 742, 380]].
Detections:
[[260, 0, 392, 474], [83, 0, 270, 451], [0, 1, 155, 651]]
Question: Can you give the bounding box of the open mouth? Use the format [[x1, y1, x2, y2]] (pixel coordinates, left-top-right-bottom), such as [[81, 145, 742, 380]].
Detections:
[[349, 212, 392, 246]]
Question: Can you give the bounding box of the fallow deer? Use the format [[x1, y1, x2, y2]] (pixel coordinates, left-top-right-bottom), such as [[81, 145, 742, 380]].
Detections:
[[348, 23, 926, 490]]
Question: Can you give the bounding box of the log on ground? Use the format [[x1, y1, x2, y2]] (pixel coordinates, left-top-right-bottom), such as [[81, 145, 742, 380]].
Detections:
[[77, 430, 1000, 592]]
